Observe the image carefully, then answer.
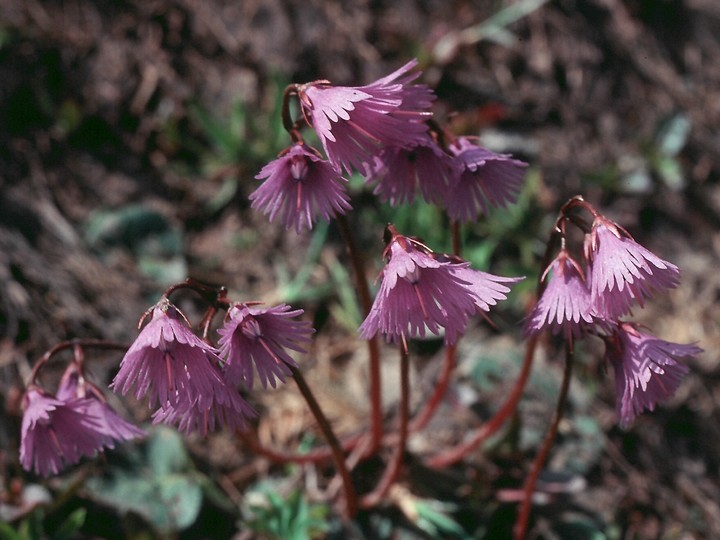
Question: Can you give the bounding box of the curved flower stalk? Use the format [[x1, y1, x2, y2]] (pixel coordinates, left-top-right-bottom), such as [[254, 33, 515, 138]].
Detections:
[[251, 143, 351, 232], [218, 302, 315, 389], [297, 59, 434, 175], [359, 225, 522, 347]]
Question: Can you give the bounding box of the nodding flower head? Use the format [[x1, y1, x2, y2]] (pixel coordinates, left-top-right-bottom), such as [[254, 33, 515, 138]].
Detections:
[[585, 216, 680, 319], [19, 386, 108, 477], [58, 363, 146, 447], [218, 303, 314, 389], [298, 59, 433, 175], [359, 226, 521, 346], [251, 143, 351, 232], [444, 137, 527, 223], [524, 249, 595, 340], [111, 299, 236, 414], [364, 133, 458, 207], [604, 322, 700, 428]]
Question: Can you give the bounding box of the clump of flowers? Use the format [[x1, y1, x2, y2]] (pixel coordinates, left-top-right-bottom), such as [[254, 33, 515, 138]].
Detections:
[[526, 196, 700, 425], [16, 58, 700, 539]]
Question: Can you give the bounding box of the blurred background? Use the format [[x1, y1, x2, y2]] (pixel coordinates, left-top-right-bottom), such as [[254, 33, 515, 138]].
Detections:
[[1, 0, 719, 538]]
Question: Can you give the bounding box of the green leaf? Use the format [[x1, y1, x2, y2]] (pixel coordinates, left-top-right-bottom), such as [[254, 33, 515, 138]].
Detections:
[[656, 113, 691, 157], [51, 508, 87, 540], [147, 426, 190, 477]]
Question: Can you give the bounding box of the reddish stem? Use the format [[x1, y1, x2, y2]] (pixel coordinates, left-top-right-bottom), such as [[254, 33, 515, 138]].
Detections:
[[409, 344, 456, 433], [238, 430, 365, 465], [424, 334, 538, 468], [336, 214, 383, 455], [513, 343, 574, 540], [290, 366, 358, 519], [28, 339, 129, 386], [360, 345, 410, 508]]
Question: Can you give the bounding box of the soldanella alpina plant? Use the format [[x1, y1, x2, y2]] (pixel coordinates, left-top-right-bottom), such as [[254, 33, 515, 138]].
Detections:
[[18, 59, 701, 539]]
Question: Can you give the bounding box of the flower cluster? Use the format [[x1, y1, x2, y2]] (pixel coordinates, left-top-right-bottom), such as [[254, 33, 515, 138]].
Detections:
[[525, 200, 701, 426], [112, 298, 313, 436], [20, 362, 146, 477], [251, 59, 528, 231], [360, 225, 522, 347], [20, 296, 313, 476]]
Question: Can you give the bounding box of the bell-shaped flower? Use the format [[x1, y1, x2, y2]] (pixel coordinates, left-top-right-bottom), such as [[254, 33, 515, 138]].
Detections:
[[605, 322, 700, 427], [58, 363, 146, 446], [19, 387, 107, 476], [111, 299, 237, 415], [585, 216, 680, 319], [524, 250, 595, 340], [444, 137, 527, 223], [218, 303, 314, 389], [151, 388, 255, 437], [251, 143, 351, 232], [364, 134, 458, 206], [359, 229, 520, 346], [298, 59, 433, 175]]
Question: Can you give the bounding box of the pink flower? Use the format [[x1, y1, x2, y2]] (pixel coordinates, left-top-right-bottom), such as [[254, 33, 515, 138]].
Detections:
[[58, 363, 146, 446], [524, 250, 595, 340], [111, 299, 236, 414], [364, 134, 458, 206], [19, 387, 108, 476], [605, 322, 700, 427], [250, 143, 351, 232], [444, 137, 527, 223], [218, 303, 314, 389], [298, 59, 433, 175], [151, 389, 255, 436], [359, 230, 520, 345], [585, 216, 680, 319]]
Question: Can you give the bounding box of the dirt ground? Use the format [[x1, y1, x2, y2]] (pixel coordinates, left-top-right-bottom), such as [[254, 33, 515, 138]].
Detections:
[[1, 0, 720, 538]]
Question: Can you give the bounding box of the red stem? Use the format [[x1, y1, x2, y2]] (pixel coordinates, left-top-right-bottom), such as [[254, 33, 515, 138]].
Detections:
[[424, 334, 538, 468], [336, 214, 383, 455], [360, 345, 410, 508], [513, 343, 574, 540], [290, 366, 358, 519], [409, 344, 456, 433], [28, 339, 129, 386]]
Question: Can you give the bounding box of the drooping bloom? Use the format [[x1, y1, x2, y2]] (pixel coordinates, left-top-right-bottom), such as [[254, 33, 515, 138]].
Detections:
[[111, 299, 237, 414], [359, 228, 521, 346], [218, 303, 314, 389], [524, 250, 595, 340], [444, 137, 528, 223], [298, 59, 434, 175], [364, 134, 458, 206], [585, 216, 680, 319], [20, 387, 108, 476], [57, 363, 146, 446], [151, 389, 255, 436], [604, 322, 700, 427], [250, 143, 351, 232]]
